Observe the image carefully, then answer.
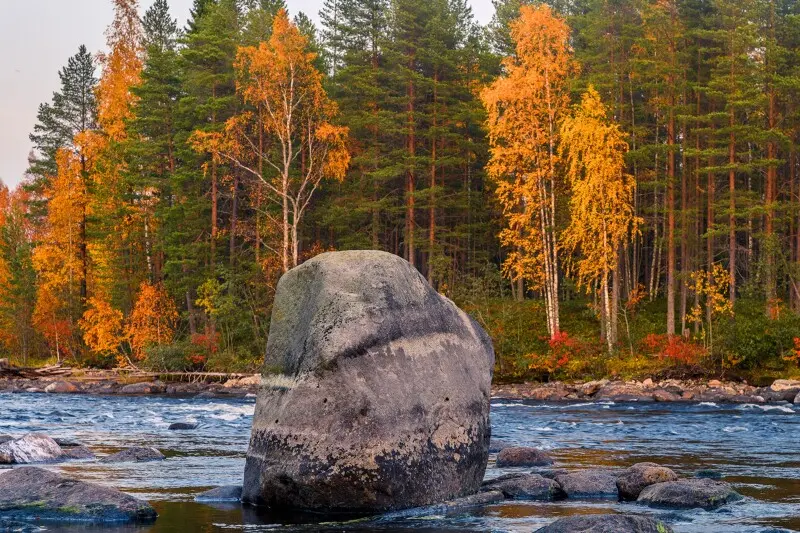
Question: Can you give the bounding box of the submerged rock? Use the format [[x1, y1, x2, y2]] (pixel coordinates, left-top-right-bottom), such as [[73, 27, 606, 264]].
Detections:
[[554, 470, 619, 499], [0, 517, 40, 532], [534, 514, 674, 533], [637, 478, 742, 509], [496, 446, 554, 467], [381, 490, 505, 520], [0, 467, 156, 523], [195, 486, 242, 502], [482, 473, 564, 500], [617, 462, 678, 500], [168, 422, 198, 430], [0, 434, 64, 464], [242, 250, 495, 512], [101, 446, 165, 463]]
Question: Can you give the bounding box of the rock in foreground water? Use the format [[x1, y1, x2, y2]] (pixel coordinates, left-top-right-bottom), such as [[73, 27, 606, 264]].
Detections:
[[534, 514, 674, 533], [101, 446, 165, 463], [496, 446, 554, 467], [0, 467, 157, 523], [617, 462, 678, 500], [638, 478, 742, 509], [482, 473, 565, 500], [0, 434, 64, 464], [242, 250, 495, 512], [554, 470, 619, 499], [195, 486, 242, 502]]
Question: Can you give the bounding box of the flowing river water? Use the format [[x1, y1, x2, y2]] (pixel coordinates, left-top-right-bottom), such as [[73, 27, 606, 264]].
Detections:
[[1, 392, 798, 532]]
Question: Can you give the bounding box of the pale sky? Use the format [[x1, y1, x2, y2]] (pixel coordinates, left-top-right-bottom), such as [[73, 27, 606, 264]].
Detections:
[[0, 0, 494, 189]]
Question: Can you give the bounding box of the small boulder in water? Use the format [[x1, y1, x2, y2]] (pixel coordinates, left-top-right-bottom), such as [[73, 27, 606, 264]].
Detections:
[[195, 486, 242, 502], [101, 446, 165, 463], [0, 467, 156, 523], [0, 434, 64, 464], [496, 446, 554, 467], [482, 473, 565, 500], [53, 437, 82, 447], [168, 422, 198, 430], [488, 439, 511, 453], [637, 478, 742, 509], [61, 445, 95, 460], [554, 469, 619, 499], [534, 514, 674, 533], [44, 381, 78, 394], [617, 462, 678, 500]]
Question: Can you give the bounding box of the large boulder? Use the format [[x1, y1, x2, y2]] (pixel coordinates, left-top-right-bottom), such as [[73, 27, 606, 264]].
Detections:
[[617, 463, 678, 500], [638, 478, 742, 509], [0, 434, 65, 464], [242, 251, 495, 513], [535, 514, 674, 533], [0, 467, 156, 523]]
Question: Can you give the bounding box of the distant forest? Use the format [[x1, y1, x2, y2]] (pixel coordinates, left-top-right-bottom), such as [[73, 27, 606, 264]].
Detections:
[[4, 0, 800, 380]]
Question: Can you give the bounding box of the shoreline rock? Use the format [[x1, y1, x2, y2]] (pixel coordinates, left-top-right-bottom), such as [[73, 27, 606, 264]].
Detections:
[[534, 514, 674, 533]]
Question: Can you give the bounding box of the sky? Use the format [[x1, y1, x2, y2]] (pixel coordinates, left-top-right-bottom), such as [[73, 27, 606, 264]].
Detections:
[[0, 0, 495, 189]]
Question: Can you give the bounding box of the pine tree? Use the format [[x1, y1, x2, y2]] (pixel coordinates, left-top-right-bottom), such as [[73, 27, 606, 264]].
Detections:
[[27, 46, 97, 220]]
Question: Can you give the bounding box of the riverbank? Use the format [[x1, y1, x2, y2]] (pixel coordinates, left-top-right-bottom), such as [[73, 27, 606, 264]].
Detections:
[[2, 372, 799, 405]]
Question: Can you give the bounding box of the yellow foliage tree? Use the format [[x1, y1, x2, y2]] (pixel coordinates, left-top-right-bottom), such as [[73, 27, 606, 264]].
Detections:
[[480, 4, 577, 339], [78, 296, 125, 361], [127, 281, 178, 360], [192, 9, 349, 272], [560, 87, 639, 353]]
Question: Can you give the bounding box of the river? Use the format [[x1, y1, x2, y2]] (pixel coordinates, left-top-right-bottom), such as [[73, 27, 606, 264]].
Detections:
[[1, 392, 798, 532]]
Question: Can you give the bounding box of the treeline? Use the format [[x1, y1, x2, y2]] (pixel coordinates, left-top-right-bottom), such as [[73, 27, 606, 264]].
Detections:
[[1, 0, 799, 375]]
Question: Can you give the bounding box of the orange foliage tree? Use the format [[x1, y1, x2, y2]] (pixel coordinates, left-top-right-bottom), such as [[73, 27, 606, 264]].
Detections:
[[32, 148, 87, 360], [560, 87, 640, 353], [192, 9, 349, 272], [78, 296, 125, 362], [127, 281, 178, 360], [481, 4, 577, 339]]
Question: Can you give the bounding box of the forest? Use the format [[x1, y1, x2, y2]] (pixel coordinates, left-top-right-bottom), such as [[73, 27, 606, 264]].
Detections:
[[3, 0, 800, 383]]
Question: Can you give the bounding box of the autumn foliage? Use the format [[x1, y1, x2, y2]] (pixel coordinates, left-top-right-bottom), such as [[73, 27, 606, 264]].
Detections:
[[127, 282, 178, 360]]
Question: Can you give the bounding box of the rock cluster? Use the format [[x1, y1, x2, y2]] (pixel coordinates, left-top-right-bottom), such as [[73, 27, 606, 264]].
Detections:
[[0, 433, 163, 465], [493, 378, 800, 405]]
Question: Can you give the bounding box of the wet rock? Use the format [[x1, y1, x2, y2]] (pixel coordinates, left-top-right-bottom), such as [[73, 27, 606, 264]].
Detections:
[[168, 422, 198, 430], [617, 462, 678, 500], [100, 446, 165, 463], [596, 382, 653, 402], [382, 490, 505, 520], [534, 514, 674, 533], [496, 447, 554, 467], [61, 445, 95, 460], [638, 478, 742, 509], [482, 473, 565, 500], [119, 382, 166, 395], [195, 486, 242, 502], [0, 467, 156, 523], [729, 394, 764, 404], [242, 250, 495, 512], [554, 469, 619, 499], [43, 381, 78, 394], [0, 517, 40, 532], [579, 379, 608, 397], [0, 434, 65, 464], [794, 391, 800, 405], [695, 469, 723, 480]]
